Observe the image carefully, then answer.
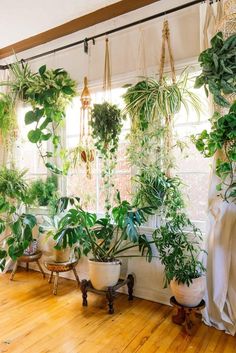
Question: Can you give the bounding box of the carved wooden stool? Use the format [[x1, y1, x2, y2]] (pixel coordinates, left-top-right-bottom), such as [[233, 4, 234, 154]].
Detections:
[[80, 274, 134, 314], [44, 259, 80, 295], [170, 296, 205, 335], [10, 251, 45, 280]]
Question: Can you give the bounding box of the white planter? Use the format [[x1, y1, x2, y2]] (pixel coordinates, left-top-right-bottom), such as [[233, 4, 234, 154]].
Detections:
[[170, 277, 205, 307], [88, 259, 121, 290]]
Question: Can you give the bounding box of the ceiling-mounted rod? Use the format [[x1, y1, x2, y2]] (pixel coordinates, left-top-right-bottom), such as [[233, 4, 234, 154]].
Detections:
[[0, 0, 210, 70]]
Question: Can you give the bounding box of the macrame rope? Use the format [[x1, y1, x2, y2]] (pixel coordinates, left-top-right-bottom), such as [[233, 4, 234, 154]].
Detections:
[[159, 20, 176, 83], [103, 38, 112, 99]]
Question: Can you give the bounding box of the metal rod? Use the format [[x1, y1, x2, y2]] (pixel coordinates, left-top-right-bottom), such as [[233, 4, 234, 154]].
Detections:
[[0, 0, 204, 70]]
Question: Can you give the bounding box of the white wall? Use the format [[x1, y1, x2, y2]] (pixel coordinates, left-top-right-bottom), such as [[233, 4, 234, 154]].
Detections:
[[3, 0, 201, 304]]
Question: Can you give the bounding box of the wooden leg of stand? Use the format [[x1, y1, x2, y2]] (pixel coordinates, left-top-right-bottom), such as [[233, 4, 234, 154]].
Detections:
[[127, 274, 134, 300], [36, 260, 45, 278], [48, 271, 54, 283], [53, 272, 59, 295], [72, 266, 80, 286], [172, 307, 186, 325], [106, 288, 114, 314], [10, 261, 18, 281], [26, 262, 29, 271], [81, 279, 88, 306]]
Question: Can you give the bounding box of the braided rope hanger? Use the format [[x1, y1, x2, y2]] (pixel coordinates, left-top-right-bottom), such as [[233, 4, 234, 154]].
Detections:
[[103, 38, 112, 100], [158, 20, 176, 177], [159, 20, 176, 84]]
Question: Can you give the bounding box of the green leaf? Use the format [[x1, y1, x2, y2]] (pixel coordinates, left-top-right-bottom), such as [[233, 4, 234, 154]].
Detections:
[[41, 133, 52, 141], [62, 86, 75, 95], [28, 129, 42, 143], [25, 111, 38, 125], [39, 65, 46, 76]]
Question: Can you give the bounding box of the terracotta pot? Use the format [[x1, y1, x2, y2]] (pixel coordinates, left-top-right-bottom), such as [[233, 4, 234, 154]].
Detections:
[[170, 277, 205, 307], [53, 248, 71, 263], [88, 259, 121, 290], [81, 150, 94, 163]]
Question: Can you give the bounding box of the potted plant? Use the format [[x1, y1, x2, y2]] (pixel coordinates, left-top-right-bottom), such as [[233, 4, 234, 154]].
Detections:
[[39, 197, 80, 262], [54, 192, 154, 290], [153, 213, 206, 307], [0, 167, 37, 270]]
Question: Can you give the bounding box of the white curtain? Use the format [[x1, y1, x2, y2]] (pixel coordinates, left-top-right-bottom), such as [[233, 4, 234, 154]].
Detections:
[[200, 0, 236, 336]]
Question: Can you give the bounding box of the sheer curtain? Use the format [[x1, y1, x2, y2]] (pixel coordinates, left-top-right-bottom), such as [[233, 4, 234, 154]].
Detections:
[[200, 0, 236, 335]]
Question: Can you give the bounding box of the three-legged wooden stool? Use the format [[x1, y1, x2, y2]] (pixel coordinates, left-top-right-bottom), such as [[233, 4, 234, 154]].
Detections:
[[10, 251, 45, 280], [44, 259, 80, 295], [170, 296, 205, 335]]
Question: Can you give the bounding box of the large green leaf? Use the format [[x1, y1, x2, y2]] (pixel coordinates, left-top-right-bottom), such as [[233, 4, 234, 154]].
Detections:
[[28, 129, 42, 143]]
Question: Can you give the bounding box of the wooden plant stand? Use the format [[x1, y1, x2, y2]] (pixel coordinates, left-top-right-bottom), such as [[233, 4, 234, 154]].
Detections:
[[10, 251, 45, 280], [170, 296, 206, 335], [80, 274, 134, 314], [44, 259, 80, 295]]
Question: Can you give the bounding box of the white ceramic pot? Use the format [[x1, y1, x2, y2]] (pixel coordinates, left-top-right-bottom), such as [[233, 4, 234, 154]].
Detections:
[[170, 277, 205, 307], [88, 259, 121, 290], [53, 248, 71, 263]]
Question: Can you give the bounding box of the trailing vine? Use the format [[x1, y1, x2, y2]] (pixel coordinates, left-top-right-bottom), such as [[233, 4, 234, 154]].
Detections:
[[193, 32, 236, 203], [91, 102, 124, 214], [1, 61, 77, 174]]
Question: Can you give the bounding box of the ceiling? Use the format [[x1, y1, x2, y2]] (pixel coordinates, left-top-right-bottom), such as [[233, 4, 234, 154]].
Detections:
[[0, 0, 121, 48]]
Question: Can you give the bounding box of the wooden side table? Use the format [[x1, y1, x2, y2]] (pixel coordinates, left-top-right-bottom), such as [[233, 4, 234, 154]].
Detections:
[[80, 274, 134, 314], [10, 251, 45, 280], [170, 296, 206, 335], [44, 259, 80, 295]]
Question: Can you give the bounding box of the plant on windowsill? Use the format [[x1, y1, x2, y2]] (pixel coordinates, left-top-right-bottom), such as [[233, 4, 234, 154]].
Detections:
[[0, 167, 37, 271], [91, 102, 124, 214], [26, 175, 59, 215], [53, 192, 154, 290]]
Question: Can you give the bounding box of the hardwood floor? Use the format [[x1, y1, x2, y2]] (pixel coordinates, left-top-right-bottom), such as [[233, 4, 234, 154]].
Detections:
[[0, 270, 235, 353]]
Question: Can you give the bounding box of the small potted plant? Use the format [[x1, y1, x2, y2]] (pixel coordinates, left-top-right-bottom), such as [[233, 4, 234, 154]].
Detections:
[[153, 213, 206, 307], [55, 192, 154, 290], [39, 197, 80, 262]]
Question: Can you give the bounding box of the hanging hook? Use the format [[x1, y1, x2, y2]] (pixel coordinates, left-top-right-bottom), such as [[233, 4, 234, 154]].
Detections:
[[92, 38, 95, 45], [84, 38, 89, 54]]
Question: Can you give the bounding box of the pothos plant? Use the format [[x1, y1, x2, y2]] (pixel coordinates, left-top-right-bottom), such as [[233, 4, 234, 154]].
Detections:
[[0, 167, 37, 270], [91, 102, 124, 214], [193, 32, 236, 203], [193, 102, 236, 202], [1, 60, 77, 174], [195, 32, 236, 107]]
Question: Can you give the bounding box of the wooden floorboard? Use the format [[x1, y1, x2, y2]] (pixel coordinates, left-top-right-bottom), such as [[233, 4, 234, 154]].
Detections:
[[0, 270, 235, 353]]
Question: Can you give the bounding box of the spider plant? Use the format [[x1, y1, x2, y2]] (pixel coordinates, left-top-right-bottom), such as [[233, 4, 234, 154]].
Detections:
[[123, 69, 201, 131]]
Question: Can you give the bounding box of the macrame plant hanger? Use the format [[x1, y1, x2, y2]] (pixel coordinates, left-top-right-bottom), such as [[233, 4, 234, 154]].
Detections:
[[79, 42, 94, 178], [159, 19, 176, 178], [103, 38, 112, 102]]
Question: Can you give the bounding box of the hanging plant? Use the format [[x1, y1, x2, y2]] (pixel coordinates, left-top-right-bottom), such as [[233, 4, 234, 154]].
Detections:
[[193, 102, 236, 202], [123, 69, 201, 173], [91, 102, 124, 213], [1, 61, 77, 174], [0, 92, 17, 148], [195, 31, 236, 107]]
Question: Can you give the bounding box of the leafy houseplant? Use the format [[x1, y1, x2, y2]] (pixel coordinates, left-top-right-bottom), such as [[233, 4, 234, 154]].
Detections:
[[0, 92, 17, 148], [26, 175, 58, 212], [0, 167, 37, 270], [91, 102, 124, 214], [195, 32, 236, 107], [123, 70, 201, 175], [193, 102, 236, 202], [1, 61, 77, 174], [53, 192, 154, 289], [39, 197, 81, 262]]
